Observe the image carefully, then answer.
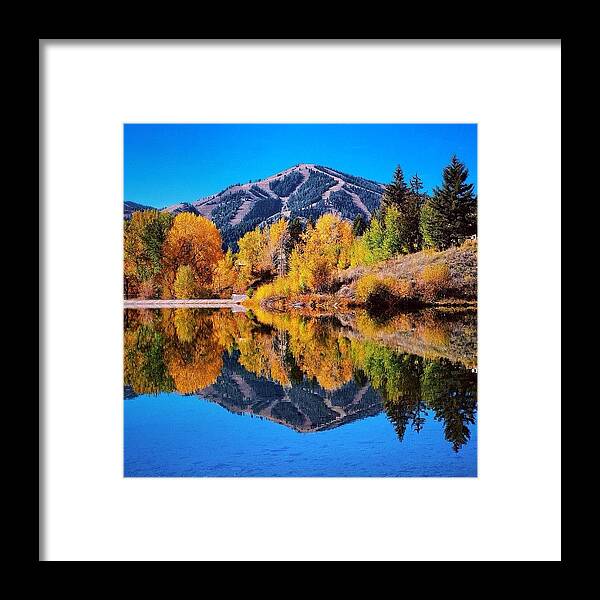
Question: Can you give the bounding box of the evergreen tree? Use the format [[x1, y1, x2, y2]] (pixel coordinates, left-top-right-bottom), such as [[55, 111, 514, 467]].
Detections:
[[378, 165, 423, 254], [380, 165, 409, 212], [398, 193, 423, 253], [352, 214, 368, 237], [420, 155, 477, 250], [409, 173, 424, 196], [288, 217, 304, 248]]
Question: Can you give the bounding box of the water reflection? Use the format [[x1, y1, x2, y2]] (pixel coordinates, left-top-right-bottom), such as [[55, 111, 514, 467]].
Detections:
[[124, 308, 477, 452]]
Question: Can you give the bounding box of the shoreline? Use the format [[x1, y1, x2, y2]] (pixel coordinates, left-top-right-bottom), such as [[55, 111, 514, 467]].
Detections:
[[124, 298, 246, 310], [249, 296, 477, 314]]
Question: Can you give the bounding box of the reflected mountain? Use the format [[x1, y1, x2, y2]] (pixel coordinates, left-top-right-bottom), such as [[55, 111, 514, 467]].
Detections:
[[201, 351, 382, 432], [124, 307, 477, 451]]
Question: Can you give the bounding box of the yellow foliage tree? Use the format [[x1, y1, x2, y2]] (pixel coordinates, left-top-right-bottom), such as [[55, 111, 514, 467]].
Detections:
[[213, 249, 239, 298], [164, 310, 224, 392], [173, 265, 198, 299], [237, 227, 268, 285], [287, 214, 355, 293]]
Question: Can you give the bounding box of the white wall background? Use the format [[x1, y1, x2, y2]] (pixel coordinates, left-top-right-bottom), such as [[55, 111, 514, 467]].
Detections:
[[41, 40, 561, 561]]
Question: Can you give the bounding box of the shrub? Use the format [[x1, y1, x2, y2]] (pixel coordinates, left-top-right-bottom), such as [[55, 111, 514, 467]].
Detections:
[[252, 276, 295, 303], [355, 275, 393, 306], [418, 262, 451, 301], [392, 278, 413, 299], [356, 274, 416, 307], [309, 258, 334, 293], [356, 274, 382, 303], [460, 237, 477, 249]]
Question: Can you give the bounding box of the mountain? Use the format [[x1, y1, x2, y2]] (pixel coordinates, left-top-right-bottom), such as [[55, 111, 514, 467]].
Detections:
[[124, 164, 386, 248], [123, 200, 154, 219], [123, 200, 199, 220], [199, 352, 383, 433]]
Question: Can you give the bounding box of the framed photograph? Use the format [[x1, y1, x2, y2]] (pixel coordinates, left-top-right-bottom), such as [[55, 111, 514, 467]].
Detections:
[[41, 40, 561, 561], [123, 123, 478, 478]]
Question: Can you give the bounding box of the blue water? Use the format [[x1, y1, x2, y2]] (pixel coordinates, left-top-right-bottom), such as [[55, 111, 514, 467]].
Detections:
[[124, 392, 477, 477]]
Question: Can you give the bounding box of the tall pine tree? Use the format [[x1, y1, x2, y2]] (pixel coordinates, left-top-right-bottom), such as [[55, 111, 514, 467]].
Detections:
[[381, 165, 410, 212], [379, 165, 423, 254], [410, 173, 424, 196], [420, 155, 477, 250]]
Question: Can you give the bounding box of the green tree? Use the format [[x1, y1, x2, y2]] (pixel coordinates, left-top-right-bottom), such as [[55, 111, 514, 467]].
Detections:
[[398, 192, 423, 253], [173, 265, 198, 299], [420, 156, 477, 250], [352, 214, 368, 237], [381, 165, 409, 212], [123, 210, 173, 298], [363, 217, 387, 263], [409, 173, 424, 196], [382, 205, 403, 256], [421, 359, 477, 452], [288, 217, 304, 248], [379, 165, 423, 254]]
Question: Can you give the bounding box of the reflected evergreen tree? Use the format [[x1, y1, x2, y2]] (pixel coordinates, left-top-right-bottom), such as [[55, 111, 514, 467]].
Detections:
[[380, 354, 427, 439], [421, 358, 477, 452]]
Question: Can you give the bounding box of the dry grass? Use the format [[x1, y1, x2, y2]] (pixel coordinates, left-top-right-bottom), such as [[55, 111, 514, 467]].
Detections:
[[337, 240, 477, 306]]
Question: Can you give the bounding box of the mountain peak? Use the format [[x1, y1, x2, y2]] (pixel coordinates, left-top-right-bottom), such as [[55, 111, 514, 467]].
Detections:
[[125, 165, 386, 249]]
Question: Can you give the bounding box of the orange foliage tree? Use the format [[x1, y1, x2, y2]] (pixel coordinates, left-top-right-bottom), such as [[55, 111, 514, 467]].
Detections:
[[161, 213, 224, 298]]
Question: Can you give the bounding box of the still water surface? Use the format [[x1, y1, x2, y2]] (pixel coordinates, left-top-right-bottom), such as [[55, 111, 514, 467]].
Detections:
[[124, 307, 477, 477]]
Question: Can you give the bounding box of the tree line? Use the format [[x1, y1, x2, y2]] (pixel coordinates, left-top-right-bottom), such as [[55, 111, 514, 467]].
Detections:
[[354, 155, 477, 265], [124, 155, 476, 299]]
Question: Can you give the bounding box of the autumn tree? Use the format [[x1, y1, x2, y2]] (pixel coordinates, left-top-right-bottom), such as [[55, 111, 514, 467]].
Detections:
[[237, 227, 268, 287], [237, 219, 295, 286], [288, 217, 304, 248], [420, 155, 477, 250], [288, 214, 354, 293], [162, 213, 224, 298], [213, 249, 239, 298], [173, 265, 198, 299], [124, 210, 173, 298], [164, 310, 224, 392], [267, 219, 291, 278]]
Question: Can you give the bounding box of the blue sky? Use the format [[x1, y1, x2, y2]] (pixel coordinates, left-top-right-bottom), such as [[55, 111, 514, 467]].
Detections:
[[124, 124, 477, 208]]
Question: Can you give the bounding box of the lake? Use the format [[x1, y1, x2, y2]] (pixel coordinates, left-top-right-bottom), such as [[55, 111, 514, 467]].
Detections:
[[124, 306, 477, 477]]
